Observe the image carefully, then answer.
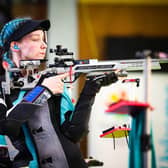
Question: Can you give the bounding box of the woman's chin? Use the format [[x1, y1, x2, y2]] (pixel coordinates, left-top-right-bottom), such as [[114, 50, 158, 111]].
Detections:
[[35, 55, 46, 60]]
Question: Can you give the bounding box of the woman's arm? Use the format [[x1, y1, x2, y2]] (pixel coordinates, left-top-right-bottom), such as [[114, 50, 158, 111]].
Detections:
[[61, 72, 118, 143]]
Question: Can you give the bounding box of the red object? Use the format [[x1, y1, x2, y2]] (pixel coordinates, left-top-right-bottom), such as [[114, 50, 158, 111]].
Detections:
[[71, 98, 76, 104], [69, 66, 73, 83], [2, 61, 9, 69], [100, 127, 131, 138], [123, 79, 137, 83], [105, 100, 153, 115]]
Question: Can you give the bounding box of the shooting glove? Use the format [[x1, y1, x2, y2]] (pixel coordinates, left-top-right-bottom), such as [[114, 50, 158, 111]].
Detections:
[[82, 72, 118, 96]]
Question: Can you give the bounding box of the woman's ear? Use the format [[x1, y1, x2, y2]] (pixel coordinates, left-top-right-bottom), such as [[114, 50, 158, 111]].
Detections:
[[10, 41, 20, 52]]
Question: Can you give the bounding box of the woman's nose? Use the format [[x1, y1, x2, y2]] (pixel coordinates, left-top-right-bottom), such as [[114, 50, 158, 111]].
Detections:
[[40, 41, 47, 49]]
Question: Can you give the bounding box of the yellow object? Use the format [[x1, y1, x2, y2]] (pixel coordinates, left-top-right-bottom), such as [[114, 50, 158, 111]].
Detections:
[[79, 0, 168, 5], [100, 128, 130, 138]]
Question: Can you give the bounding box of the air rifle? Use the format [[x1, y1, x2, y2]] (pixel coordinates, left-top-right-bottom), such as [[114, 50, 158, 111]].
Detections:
[[1, 46, 161, 95]]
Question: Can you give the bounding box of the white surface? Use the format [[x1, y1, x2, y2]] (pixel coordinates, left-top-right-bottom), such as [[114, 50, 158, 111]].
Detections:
[[88, 72, 168, 168]]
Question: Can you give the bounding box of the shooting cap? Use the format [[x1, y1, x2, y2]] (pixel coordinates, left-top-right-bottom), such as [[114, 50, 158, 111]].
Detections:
[[0, 17, 50, 51], [0, 17, 50, 66]]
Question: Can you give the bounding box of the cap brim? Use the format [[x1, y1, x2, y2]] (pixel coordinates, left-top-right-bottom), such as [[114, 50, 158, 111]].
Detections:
[[30, 19, 50, 31]]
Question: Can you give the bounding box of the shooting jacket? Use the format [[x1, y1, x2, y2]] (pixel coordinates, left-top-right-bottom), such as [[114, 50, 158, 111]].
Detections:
[[0, 76, 98, 168]]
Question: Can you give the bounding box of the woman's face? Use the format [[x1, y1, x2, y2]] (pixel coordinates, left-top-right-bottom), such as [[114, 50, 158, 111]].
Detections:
[[18, 29, 47, 60]]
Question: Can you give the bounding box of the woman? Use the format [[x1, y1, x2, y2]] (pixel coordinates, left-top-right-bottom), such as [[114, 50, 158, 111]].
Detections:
[[0, 17, 118, 168]]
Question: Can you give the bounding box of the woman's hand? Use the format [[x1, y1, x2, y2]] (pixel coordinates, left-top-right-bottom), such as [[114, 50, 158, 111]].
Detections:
[[41, 72, 70, 94]]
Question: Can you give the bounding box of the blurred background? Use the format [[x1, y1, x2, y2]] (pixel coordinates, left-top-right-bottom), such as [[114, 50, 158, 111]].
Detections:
[[1, 0, 168, 167]]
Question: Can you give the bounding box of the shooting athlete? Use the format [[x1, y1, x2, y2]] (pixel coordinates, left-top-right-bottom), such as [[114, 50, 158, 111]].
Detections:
[[0, 17, 118, 168]]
